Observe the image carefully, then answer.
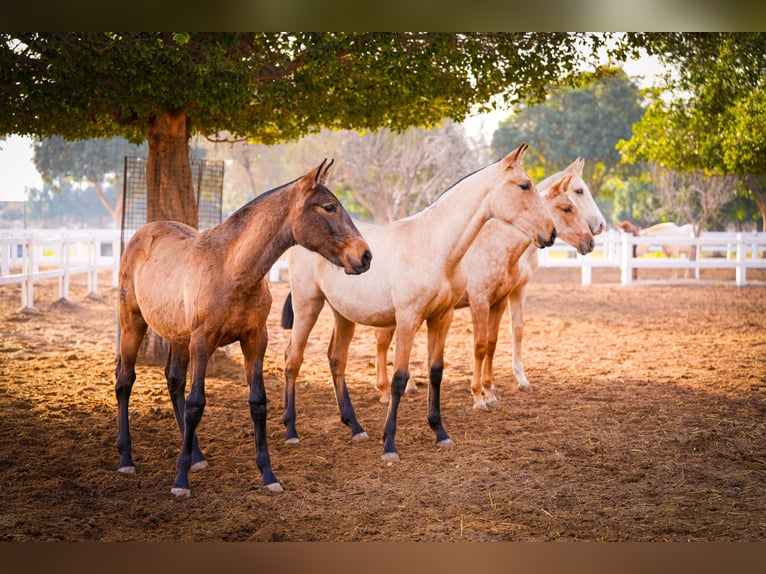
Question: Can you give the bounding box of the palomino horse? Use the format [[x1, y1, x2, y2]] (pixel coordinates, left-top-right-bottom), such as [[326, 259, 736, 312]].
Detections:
[[280, 143, 556, 462], [115, 160, 372, 498], [374, 158, 606, 409]]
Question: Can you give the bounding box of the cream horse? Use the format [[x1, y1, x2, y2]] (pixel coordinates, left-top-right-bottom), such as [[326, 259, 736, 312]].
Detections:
[[374, 158, 607, 410], [281, 143, 556, 462]]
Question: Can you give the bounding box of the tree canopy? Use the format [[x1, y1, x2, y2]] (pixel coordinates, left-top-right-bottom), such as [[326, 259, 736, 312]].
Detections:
[[491, 70, 644, 197], [619, 32, 766, 230], [1, 32, 621, 226]]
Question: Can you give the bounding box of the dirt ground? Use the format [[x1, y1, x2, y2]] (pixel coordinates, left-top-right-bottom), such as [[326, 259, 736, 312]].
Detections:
[[1, 265, 765, 542]]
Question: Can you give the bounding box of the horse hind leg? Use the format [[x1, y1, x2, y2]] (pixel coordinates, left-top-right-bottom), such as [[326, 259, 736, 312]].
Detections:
[[115, 314, 148, 474], [165, 343, 207, 471], [426, 310, 455, 449], [482, 299, 507, 409], [375, 327, 395, 403]]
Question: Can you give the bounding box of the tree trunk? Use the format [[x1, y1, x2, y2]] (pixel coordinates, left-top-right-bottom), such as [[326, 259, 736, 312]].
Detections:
[[146, 108, 197, 227], [142, 108, 197, 359]]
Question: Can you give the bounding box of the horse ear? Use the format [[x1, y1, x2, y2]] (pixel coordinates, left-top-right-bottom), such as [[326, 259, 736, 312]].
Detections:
[[548, 174, 573, 196], [565, 158, 584, 177], [503, 142, 528, 168], [318, 158, 334, 186], [300, 160, 329, 194]]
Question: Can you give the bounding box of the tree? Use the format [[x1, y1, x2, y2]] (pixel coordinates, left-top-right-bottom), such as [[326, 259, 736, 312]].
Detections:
[[1, 32, 620, 229], [32, 136, 147, 227], [491, 70, 645, 197], [334, 121, 486, 224], [620, 33, 766, 230]]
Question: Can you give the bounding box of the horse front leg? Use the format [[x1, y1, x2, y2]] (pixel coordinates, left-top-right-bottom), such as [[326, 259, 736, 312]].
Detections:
[[381, 322, 417, 462], [507, 287, 532, 391], [165, 343, 207, 470], [115, 312, 147, 474], [482, 297, 507, 408], [283, 293, 324, 444], [242, 330, 282, 492], [374, 326, 395, 403], [328, 312, 368, 441], [171, 335, 211, 499], [468, 298, 491, 411], [426, 309, 455, 449]]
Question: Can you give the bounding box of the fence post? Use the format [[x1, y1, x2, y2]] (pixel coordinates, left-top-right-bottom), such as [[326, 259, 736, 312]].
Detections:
[[21, 234, 36, 311], [735, 233, 746, 287], [620, 233, 633, 286], [579, 253, 592, 286]]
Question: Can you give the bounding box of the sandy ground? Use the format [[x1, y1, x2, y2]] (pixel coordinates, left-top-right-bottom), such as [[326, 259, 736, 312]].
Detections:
[[0, 266, 764, 541]]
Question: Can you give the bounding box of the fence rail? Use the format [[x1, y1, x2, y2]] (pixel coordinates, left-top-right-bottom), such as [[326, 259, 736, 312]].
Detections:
[[2, 228, 765, 311], [537, 230, 766, 286]]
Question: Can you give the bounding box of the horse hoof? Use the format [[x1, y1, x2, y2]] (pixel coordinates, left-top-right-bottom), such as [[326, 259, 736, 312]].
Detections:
[[117, 466, 136, 474], [486, 399, 501, 409], [190, 460, 208, 471], [437, 438, 455, 449], [171, 487, 191, 499], [285, 437, 300, 444], [352, 432, 369, 441], [518, 384, 533, 393], [265, 482, 284, 493], [381, 451, 400, 463], [472, 402, 490, 412]]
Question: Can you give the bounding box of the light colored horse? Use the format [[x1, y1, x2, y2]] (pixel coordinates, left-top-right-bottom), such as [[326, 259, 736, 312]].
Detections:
[[280, 143, 556, 462], [374, 158, 607, 410], [635, 222, 695, 258], [115, 160, 372, 498]]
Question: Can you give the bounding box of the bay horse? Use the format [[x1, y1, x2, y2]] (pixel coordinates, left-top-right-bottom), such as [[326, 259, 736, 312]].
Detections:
[[374, 158, 606, 409], [281, 143, 556, 462], [115, 160, 372, 498]]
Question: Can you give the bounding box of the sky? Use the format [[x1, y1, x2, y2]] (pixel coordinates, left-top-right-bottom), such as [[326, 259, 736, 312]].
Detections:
[[0, 54, 663, 203]]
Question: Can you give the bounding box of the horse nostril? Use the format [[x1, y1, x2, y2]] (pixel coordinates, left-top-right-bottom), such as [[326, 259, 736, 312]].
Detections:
[[549, 228, 557, 246], [362, 249, 372, 268]]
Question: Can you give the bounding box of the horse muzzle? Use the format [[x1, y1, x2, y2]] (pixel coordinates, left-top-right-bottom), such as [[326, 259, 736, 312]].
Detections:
[[345, 249, 372, 275], [537, 228, 556, 249], [578, 237, 596, 255]]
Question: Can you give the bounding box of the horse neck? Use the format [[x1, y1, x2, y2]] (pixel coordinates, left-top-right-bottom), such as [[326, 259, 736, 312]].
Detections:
[[414, 167, 496, 270], [216, 188, 296, 280]]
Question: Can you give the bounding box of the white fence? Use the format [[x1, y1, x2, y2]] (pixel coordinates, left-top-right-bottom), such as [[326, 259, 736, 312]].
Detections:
[[537, 229, 766, 286], [0, 229, 121, 311], [1, 228, 765, 311]]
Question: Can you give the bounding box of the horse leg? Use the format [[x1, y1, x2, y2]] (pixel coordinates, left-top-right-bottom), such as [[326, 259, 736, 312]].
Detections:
[[381, 322, 417, 462], [469, 299, 490, 411], [283, 292, 325, 443], [115, 309, 148, 474], [171, 334, 211, 498], [327, 311, 368, 440], [508, 287, 532, 391], [425, 309, 455, 449], [482, 297, 507, 408], [241, 328, 282, 492], [165, 343, 207, 470], [374, 326, 395, 403]]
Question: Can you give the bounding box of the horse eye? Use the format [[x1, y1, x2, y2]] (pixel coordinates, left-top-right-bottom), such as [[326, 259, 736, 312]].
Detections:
[[322, 203, 336, 213], [561, 206, 573, 213], [574, 188, 584, 195], [519, 183, 530, 191]]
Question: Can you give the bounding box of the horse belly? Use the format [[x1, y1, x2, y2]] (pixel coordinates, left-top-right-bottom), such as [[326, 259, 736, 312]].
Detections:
[[318, 264, 396, 327]]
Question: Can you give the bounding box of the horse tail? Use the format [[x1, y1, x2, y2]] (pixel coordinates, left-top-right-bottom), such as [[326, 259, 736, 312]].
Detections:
[[281, 292, 294, 329]]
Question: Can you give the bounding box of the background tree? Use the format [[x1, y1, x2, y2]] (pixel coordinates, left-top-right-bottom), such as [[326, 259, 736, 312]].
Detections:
[[1, 32, 623, 229], [491, 70, 645, 198], [620, 32, 766, 230], [32, 137, 147, 227], [333, 120, 486, 224]]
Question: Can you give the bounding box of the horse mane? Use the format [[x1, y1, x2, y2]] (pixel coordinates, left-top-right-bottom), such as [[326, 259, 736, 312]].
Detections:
[[423, 158, 503, 209]]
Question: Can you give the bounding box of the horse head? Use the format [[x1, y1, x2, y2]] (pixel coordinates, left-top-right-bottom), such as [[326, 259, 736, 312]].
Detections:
[[562, 158, 607, 235], [543, 175, 595, 255], [491, 143, 557, 248], [292, 159, 372, 274]]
